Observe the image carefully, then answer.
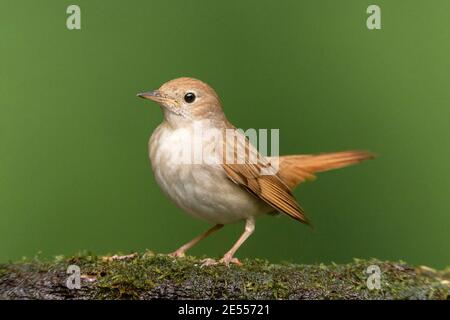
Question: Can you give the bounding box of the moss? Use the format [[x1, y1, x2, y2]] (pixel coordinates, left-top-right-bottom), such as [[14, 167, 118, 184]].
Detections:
[[0, 251, 448, 300], [0, 265, 7, 280]]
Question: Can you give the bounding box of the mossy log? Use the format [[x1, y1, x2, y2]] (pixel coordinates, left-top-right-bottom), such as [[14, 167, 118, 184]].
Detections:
[[0, 252, 449, 300]]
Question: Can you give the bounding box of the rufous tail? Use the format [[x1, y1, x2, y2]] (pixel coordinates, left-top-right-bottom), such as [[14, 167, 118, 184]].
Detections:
[[276, 151, 374, 190]]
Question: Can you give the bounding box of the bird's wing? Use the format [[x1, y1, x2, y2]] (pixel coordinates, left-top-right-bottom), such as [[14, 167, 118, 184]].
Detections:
[[220, 128, 310, 225]]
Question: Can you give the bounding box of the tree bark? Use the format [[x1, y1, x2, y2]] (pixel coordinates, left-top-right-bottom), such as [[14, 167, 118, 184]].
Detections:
[[1, 252, 448, 300]]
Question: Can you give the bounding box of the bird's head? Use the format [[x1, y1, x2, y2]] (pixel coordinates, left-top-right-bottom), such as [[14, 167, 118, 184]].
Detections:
[[138, 77, 226, 127]]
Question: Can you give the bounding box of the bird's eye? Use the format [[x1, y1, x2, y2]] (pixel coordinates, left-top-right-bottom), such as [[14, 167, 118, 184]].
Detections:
[[184, 92, 196, 103]]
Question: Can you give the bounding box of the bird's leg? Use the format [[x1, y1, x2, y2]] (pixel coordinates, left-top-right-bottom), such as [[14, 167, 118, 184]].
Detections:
[[202, 217, 255, 267], [169, 224, 223, 258], [220, 217, 255, 266]]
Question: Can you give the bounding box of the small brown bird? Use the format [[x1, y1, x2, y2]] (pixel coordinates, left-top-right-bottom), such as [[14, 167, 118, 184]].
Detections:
[[138, 77, 373, 266]]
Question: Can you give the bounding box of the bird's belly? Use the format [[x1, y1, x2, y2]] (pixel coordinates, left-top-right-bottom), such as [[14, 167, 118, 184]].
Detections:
[[149, 127, 269, 224]]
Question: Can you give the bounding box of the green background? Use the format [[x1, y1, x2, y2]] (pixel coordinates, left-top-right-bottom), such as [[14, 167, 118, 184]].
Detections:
[[1, 0, 449, 268]]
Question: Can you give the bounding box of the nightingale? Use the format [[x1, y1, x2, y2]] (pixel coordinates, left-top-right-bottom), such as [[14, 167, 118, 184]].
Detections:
[[138, 77, 373, 266]]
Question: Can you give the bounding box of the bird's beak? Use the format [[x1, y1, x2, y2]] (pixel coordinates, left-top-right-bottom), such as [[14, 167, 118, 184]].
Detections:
[[137, 90, 178, 108], [137, 90, 164, 102]]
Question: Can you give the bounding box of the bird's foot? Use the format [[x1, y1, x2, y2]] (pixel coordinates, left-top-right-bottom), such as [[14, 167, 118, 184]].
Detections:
[[200, 255, 242, 267], [168, 250, 186, 258], [220, 253, 243, 266], [200, 258, 218, 267], [101, 253, 138, 262]]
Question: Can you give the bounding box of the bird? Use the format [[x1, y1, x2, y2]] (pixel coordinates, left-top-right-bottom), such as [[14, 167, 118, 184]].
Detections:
[[137, 77, 373, 266]]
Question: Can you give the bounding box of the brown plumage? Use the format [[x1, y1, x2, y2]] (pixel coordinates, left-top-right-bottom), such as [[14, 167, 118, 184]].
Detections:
[[220, 127, 374, 225], [221, 126, 309, 224], [277, 151, 375, 190]]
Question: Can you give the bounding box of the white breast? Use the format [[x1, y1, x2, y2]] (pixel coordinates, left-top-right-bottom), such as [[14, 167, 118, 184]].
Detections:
[[148, 122, 269, 224]]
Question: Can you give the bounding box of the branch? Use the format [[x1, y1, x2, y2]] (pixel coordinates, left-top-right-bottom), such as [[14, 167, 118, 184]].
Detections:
[[1, 252, 448, 299]]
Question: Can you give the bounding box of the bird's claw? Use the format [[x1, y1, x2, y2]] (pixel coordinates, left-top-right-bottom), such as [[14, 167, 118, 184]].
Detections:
[[168, 250, 186, 258], [200, 258, 218, 267], [200, 256, 242, 267], [101, 253, 138, 262], [220, 256, 243, 266]]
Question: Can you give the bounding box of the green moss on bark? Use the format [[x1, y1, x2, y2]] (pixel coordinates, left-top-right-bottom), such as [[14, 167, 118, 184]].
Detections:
[[0, 251, 448, 300]]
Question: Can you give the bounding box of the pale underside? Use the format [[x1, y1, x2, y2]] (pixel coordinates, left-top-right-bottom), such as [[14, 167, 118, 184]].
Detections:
[[149, 121, 282, 225]]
